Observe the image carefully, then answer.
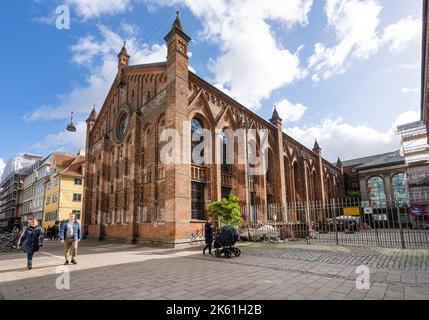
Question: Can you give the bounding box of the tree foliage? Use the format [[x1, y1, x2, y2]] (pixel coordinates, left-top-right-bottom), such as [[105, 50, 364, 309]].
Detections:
[[209, 194, 243, 228], [345, 190, 362, 201]]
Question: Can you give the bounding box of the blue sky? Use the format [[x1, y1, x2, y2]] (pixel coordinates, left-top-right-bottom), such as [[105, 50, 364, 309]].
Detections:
[[0, 0, 423, 177]]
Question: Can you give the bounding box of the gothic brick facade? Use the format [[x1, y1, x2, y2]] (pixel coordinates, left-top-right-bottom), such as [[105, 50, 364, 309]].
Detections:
[[83, 14, 344, 246]]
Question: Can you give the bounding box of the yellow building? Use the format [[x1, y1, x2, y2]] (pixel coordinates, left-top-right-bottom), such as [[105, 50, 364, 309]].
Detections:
[[43, 153, 85, 228]]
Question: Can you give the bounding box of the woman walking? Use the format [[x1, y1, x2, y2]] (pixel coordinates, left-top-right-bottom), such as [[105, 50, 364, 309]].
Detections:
[[18, 219, 44, 270]]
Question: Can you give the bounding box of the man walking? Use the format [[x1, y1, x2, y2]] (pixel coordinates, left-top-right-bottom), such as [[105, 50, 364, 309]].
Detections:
[[59, 213, 81, 265]]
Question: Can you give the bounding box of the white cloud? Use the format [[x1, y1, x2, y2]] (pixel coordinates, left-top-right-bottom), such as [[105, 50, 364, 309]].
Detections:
[[66, 0, 132, 20], [308, 0, 382, 82], [28, 24, 166, 151], [399, 63, 420, 71], [285, 110, 420, 161], [308, 0, 421, 82], [401, 87, 419, 94], [382, 16, 422, 54], [32, 15, 56, 25], [276, 99, 307, 122], [0, 158, 5, 182], [147, 0, 312, 108], [31, 121, 87, 153], [119, 20, 141, 36], [25, 25, 167, 122]]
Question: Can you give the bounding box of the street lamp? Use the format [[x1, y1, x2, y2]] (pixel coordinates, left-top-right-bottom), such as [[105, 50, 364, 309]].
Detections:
[[66, 112, 76, 132]]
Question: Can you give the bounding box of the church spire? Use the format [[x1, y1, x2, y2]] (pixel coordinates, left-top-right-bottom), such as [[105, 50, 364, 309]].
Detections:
[[164, 11, 191, 58], [270, 105, 282, 127], [172, 11, 184, 31], [336, 156, 343, 168], [86, 105, 97, 123], [313, 139, 321, 153], [270, 106, 282, 121], [117, 41, 130, 69]]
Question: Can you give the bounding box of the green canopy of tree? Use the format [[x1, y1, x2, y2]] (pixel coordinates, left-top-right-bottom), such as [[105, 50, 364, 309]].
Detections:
[[345, 190, 362, 201], [209, 194, 243, 228]]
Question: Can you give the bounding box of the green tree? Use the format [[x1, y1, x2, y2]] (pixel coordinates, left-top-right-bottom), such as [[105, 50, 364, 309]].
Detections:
[[209, 194, 243, 228], [345, 190, 362, 201]]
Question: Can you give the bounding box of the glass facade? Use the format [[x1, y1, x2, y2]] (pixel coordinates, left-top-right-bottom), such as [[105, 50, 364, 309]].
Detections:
[[392, 173, 406, 202], [367, 177, 387, 208]]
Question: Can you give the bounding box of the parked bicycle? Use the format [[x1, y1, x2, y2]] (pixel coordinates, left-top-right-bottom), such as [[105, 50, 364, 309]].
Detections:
[[189, 228, 203, 245], [0, 232, 19, 253]]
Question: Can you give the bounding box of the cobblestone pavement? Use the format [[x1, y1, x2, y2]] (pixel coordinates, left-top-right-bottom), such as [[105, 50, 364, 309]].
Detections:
[[1, 240, 429, 300], [242, 243, 429, 271]]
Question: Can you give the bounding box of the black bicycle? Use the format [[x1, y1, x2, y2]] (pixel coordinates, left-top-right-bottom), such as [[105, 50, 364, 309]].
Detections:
[[0, 232, 19, 253]]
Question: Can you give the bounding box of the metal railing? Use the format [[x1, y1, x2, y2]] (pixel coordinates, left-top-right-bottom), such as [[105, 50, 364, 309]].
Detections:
[[239, 196, 429, 248]]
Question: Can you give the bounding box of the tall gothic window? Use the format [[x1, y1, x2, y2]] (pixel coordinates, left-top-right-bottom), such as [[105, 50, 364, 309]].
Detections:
[[191, 181, 205, 220], [392, 173, 406, 202], [221, 130, 232, 173], [293, 162, 303, 202], [158, 118, 166, 165], [124, 158, 129, 176], [124, 189, 128, 210], [265, 150, 274, 185], [247, 141, 256, 175], [191, 118, 204, 165], [367, 176, 387, 208], [221, 186, 232, 199]]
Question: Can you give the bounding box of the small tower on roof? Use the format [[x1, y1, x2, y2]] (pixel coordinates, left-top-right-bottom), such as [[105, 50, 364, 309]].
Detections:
[[269, 105, 283, 128], [164, 11, 191, 59], [336, 157, 343, 168], [117, 41, 130, 69], [85, 106, 97, 162], [336, 156, 344, 175], [86, 106, 97, 124], [313, 139, 321, 154]]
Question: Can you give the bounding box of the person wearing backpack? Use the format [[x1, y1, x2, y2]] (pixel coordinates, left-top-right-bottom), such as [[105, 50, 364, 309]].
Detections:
[[18, 218, 44, 270], [59, 213, 81, 265]]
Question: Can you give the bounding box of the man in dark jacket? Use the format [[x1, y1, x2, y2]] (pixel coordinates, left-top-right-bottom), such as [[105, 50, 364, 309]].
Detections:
[[203, 217, 214, 255], [59, 213, 81, 265]]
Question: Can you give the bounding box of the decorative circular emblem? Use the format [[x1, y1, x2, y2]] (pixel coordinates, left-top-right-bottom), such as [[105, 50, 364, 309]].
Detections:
[[114, 105, 130, 143]]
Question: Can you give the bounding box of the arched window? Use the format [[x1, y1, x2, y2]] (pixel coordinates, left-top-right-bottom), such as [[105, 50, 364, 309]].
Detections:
[[190, 117, 206, 220], [220, 130, 232, 173], [157, 118, 166, 164], [191, 118, 204, 165], [310, 171, 317, 201], [293, 162, 303, 202], [247, 140, 257, 174], [284, 157, 293, 202], [265, 150, 274, 185], [392, 173, 406, 202], [367, 177, 387, 208]]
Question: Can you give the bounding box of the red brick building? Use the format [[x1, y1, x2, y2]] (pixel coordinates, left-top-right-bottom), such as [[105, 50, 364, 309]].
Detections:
[[83, 13, 343, 246]]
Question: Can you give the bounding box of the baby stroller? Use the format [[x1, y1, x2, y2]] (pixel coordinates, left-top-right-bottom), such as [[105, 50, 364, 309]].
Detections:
[[214, 226, 241, 258]]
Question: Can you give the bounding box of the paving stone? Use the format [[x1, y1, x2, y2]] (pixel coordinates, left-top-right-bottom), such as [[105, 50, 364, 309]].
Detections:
[[1, 241, 429, 301]]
